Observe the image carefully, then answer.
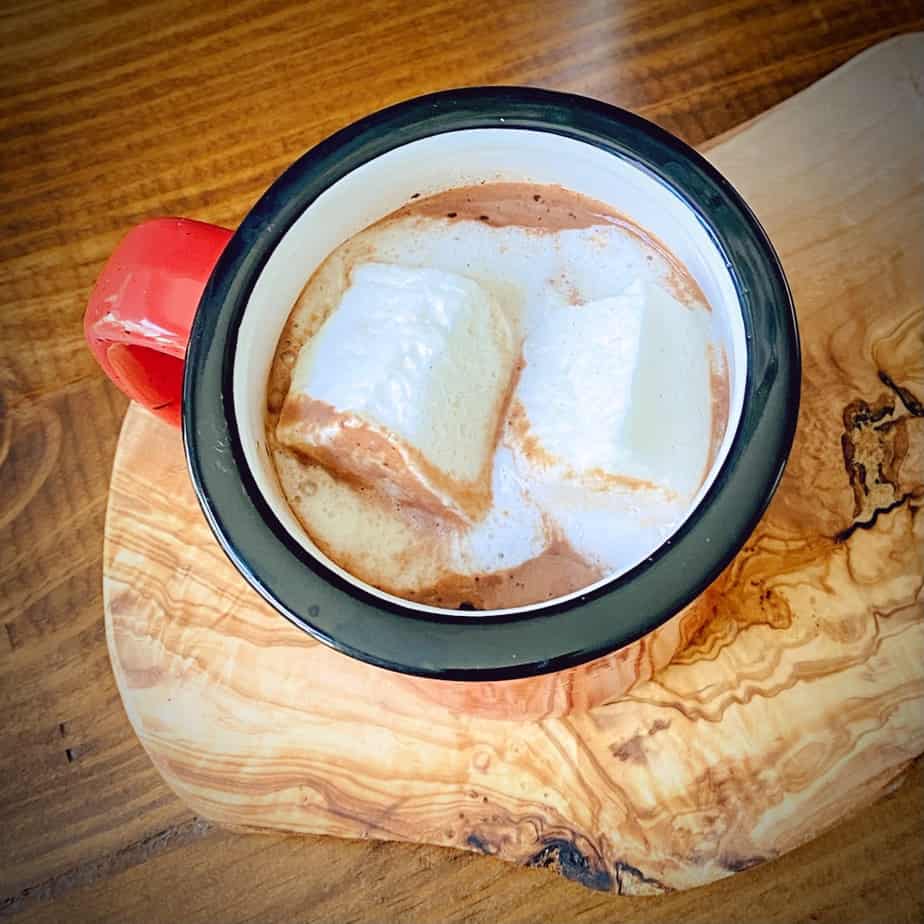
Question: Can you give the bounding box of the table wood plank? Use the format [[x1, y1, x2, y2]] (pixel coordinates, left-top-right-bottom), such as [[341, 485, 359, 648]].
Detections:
[[1, 0, 921, 919], [11, 763, 924, 924]]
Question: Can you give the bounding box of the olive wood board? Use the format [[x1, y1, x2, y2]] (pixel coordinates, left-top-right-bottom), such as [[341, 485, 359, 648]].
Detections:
[[103, 36, 924, 894]]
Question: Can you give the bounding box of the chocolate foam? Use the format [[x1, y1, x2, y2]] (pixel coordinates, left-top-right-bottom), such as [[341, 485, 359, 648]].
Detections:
[[400, 183, 708, 309], [400, 519, 604, 610]]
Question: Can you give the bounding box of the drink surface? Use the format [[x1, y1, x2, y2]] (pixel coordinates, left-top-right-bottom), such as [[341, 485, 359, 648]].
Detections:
[[266, 182, 728, 611]]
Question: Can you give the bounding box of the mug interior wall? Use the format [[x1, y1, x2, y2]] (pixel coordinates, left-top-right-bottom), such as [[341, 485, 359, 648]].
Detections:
[[232, 128, 748, 616]]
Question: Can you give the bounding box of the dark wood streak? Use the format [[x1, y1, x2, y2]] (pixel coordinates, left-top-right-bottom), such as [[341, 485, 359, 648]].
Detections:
[[835, 492, 917, 544], [527, 839, 614, 893], [880, 370, 924, 417]]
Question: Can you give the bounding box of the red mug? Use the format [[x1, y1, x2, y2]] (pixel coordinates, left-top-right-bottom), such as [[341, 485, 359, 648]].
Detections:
[[85, 88, 798, 717], [85, 218, 232, 428]]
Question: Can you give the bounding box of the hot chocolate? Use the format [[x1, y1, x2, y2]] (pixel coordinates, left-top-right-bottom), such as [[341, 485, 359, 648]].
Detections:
[[266, 182, 729, 610]]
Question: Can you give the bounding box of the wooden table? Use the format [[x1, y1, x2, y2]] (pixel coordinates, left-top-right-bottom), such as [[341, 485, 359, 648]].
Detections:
[[1, 2, 922, 921]]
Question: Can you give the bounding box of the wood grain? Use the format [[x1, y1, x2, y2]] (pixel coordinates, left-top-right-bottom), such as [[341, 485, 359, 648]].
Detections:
[[12, 763, 924, 924], [1, 0, 922, 920], [100, 32, 924, 898]]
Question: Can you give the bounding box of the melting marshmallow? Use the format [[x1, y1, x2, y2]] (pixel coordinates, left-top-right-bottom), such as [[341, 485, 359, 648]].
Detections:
[[277, 262, 517, 520], [514, 279, 713, 502]]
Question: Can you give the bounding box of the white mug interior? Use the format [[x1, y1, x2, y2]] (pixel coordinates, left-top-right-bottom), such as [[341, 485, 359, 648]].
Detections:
[[232, 128, 748, 617]]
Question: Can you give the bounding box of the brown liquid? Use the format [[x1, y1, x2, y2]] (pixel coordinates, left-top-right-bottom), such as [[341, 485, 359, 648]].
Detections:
[[397, 182, 625, 231], [266, 183, 729, 611], [401, 519, 602, 610], [394, 183, 708, 307]]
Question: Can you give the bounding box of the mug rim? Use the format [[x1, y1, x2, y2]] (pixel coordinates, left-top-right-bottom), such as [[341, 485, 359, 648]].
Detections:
[[184, 86, 800, 681]]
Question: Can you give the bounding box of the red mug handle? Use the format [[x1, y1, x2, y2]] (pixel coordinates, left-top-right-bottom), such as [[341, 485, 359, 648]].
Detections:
[[84, 218, 234, 427]]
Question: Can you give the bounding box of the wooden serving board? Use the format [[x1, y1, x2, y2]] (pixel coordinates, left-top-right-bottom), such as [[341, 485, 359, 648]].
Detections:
[[104, 36, 924, 895]]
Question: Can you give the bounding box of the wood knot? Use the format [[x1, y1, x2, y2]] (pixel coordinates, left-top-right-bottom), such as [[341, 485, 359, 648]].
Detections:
[[471, 749, 491, 772], [526, 838, 613, 892], [610, 719, 671, 764], [465, 832, 494, 855], [837, 372, 923, 542]]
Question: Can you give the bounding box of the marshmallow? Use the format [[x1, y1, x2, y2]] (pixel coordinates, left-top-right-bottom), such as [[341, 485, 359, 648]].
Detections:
[[277, 262, 517, 520], [514, 279, 713, 502]]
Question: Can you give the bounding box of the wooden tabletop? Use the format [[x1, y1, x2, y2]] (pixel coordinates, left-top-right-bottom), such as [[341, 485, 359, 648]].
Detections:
[[1, 2, 922, 921]]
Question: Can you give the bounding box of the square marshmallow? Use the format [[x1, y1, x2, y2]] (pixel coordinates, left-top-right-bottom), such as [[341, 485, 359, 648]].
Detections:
[[514, 280, 713, 501], [277, 262, 517, 520]]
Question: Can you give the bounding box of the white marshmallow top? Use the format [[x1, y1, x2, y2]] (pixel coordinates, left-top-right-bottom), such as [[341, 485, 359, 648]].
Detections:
[[287, 262, 516, 488], [515, 279, 713, 500]]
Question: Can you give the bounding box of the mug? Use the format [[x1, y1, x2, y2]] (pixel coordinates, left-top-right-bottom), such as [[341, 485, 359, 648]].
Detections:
[[85, 88, 799, 715]]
